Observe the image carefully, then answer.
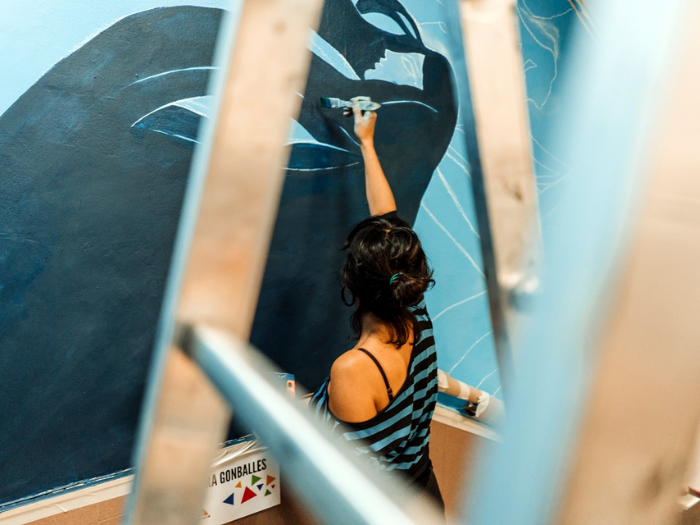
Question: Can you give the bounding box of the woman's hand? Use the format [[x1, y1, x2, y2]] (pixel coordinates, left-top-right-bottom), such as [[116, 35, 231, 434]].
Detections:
[[352, 102, 377, 146]]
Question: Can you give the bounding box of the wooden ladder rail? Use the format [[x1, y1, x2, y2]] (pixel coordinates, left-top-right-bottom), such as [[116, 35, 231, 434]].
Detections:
[[458, 0, 543, 400], [124, 1, 326, 523], [464, 1, 700, 524]]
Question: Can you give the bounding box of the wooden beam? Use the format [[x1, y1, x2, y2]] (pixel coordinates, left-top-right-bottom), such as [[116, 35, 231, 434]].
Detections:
[[458, 0, 542, 392], [556, 8, 700, 521], [463, 1, 700, 524], [125, 1, 323, 523]]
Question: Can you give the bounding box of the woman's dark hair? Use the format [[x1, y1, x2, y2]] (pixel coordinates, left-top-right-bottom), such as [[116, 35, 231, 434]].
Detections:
[[341, 213, 434, 347]]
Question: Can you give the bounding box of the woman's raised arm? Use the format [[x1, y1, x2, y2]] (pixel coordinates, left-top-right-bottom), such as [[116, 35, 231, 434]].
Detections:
[[352, 103, 396, 216]]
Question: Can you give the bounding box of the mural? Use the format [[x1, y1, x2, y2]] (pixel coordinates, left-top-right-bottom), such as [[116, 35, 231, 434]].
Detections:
[[0, 5, 224, 506], [251, 0, 459, 390], [0, 0, 589, 509], [253, 0, 589, 397], [253, 0, 586, 398]]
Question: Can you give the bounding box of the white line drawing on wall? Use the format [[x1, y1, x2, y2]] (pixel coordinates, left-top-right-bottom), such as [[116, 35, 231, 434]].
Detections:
[[449, 331, 493, 375], [421, 202, 485, 277], [436, 167, 480, 238], [433, 291, 487, 321]]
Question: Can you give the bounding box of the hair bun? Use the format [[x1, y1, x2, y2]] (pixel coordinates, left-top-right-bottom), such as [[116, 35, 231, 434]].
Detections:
[[388, 273, 430, 308]]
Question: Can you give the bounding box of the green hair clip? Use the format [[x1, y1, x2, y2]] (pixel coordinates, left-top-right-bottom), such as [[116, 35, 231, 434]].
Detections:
[[389, 273, 401, 285]]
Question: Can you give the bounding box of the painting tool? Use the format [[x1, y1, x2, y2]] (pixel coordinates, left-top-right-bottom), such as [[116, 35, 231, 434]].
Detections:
[[437, 369, 505, 425], [319, 96, 381, 111]]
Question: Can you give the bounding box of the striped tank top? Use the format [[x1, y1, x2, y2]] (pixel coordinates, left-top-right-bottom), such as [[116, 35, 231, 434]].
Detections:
[[309, 300, 438, 478]]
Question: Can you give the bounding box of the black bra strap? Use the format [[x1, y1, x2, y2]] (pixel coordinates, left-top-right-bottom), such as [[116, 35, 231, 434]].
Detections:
[[356, 348, 394, 401]]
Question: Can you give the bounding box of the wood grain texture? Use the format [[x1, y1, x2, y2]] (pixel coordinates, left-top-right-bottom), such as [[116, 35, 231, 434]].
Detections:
[[459, 0, 542, 393], [177, 0, 323, 338]]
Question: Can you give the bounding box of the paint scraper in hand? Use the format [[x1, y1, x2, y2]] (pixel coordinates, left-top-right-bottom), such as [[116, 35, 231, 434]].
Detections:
[[320, 96, 381, 117]]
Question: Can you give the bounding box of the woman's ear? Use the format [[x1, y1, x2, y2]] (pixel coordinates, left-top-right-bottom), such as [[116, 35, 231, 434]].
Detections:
[[341, 286, 355, 307]]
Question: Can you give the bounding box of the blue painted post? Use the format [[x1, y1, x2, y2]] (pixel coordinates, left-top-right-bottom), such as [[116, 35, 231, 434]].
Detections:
[[463, 0, 694, 524]]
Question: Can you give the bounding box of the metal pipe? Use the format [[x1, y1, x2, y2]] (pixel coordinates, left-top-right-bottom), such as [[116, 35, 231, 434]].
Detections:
[[189, 324, 443, 525]]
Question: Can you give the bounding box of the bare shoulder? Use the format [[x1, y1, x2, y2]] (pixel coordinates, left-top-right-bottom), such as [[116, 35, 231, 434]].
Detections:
[[328, 349, 378, 422], [330, 350, 373, 380]]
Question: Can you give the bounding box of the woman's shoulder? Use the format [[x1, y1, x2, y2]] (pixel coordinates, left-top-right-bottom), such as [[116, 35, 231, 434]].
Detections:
[[328, 348, 384, 422], [330, 348, 375, 382]]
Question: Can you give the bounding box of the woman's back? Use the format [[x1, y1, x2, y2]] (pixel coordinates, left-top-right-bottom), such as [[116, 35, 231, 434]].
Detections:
[[309, 299, 438, 479], [309, 102, 444, 516]]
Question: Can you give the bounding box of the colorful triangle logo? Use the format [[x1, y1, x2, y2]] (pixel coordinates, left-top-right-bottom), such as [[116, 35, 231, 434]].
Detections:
[[251, 475, 261, 486], [235, 481, 241, 488], [223, 494, 234, 506], [265, 489, 271, 496], [266, 475, 276, 486], [241, 487, 257, 504], [256, 483, 263, 491]]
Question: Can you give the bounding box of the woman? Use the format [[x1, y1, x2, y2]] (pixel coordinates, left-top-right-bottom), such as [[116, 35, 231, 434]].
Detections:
[[309, 101, 445, 514]]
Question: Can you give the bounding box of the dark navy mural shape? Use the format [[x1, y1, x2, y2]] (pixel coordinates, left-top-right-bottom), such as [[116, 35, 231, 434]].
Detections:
[[0, 0, 585, 508], [250, 0, 458, 390], [0, 7, 221, 505]]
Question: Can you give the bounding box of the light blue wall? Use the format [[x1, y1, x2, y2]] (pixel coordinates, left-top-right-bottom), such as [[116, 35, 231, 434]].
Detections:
[[414, 0, 586, 398], [0, 0, 232, 117], [398, 0, 499, 394], [0, 0, 588, 506]]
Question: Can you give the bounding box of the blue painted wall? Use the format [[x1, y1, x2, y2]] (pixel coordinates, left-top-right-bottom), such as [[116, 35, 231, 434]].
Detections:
[[0, 2, 230, 507], [421, 0, 589, 396], [252, 0, 464, 391], [0, 0, 587, 508], [253, 0, 588, 400]]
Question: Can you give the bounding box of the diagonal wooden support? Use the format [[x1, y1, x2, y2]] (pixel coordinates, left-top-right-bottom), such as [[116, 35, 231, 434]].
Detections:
[[124, 1, 324, 523], [458, 0, 543, 394], [555, 8, 700, 522]]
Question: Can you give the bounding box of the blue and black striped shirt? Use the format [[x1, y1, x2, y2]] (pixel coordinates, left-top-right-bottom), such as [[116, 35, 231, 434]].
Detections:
[[309, 300, 439, 477]]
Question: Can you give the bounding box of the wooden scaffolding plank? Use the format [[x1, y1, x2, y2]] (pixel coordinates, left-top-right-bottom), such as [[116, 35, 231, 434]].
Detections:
[[124, 1, 323, 523], [458, 0, 542, 391], [556, 6, 700, 521]]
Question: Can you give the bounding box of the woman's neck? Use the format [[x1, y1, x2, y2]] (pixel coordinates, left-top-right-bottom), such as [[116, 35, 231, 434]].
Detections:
[[359, 313, 390, 341], [358, 313, 412, 348]]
